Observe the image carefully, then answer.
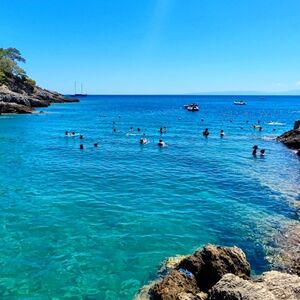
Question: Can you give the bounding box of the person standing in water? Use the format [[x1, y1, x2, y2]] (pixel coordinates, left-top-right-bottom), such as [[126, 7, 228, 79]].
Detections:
[[203, 128, 209, 137], [252, 145, 258, 156], [158, 139, 166, 147], [220, 130, 225, 137]]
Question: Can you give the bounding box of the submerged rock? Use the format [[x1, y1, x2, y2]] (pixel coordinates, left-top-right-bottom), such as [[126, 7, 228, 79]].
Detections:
[[177, 244, 250, 291], [209, 271, 300, 300], [270, 223, 300, 276]]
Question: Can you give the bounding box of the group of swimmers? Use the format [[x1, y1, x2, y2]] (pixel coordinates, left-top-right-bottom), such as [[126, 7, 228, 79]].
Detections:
[[252, 145, 265, 156], [66, 122, 270, 154], [202, 128, 225, 137]]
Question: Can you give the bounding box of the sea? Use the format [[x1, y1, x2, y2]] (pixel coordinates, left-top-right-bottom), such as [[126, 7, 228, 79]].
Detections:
[[0, 95, 299, 299]]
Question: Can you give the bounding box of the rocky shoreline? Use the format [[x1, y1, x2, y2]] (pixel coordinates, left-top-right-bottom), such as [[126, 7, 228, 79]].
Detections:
[[277, 120, 300, 156], [136, 244, 300, 300], [0, 75, 78, 114]]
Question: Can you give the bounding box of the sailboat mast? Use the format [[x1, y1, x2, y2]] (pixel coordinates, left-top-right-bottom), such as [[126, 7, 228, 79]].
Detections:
[[74, 81, 77, 95]]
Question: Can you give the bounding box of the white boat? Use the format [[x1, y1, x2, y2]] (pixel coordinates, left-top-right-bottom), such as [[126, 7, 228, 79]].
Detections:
[[267, 121, 285, 126], [234, 101, 247, 105], [184, 103, 199, 111]]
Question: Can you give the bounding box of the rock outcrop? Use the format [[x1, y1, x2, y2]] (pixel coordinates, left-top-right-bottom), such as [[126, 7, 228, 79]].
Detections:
[[177, 245, 250, 292], [0, 101, 33, 113], [277, 121, 300, 151], [150, 270, 201, 300], [0, 75, 78, 114], [209, 271, 300, 300], [136, 245, 300, 300]]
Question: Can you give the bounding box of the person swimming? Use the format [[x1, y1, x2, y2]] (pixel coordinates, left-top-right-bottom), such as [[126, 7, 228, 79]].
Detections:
[[137, 128, 141, 132], [94, 143, 98, 147], [220, 130, 225, 137], [140, 137, 148, 145], [252, 145, 258, 156], [80, 135, 84, 139], [158, 139, 166, 147], [203, 128, 209, 137], [80, 144, 84, 150], [113, 128, 116, 132], [260, 149, 265, 156], [65, 131, 69, 136], [159, 127, 167, 134]]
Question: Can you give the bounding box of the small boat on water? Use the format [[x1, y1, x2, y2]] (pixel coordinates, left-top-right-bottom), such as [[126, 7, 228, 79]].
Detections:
[[234, 100, 247, 105], [71, 82, 87, 97], [184, 103, 199, 112], [267, 121, 285, 126]]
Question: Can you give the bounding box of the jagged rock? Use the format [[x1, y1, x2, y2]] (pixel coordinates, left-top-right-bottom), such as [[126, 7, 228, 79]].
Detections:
[[0, 101, 33, 113], [150, 270, 201, 300], [277, 124, 300, 150], [0, 75, 78, 114], [177, 245, 250, 292], [208, 271, 300, 300], [177, 292, 207, 300], [270, 223, 300, 276], [294, 120, 300, 130]]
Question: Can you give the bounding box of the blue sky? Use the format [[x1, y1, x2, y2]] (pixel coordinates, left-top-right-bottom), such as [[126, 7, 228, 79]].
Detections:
[[1, 0, 300, 94]]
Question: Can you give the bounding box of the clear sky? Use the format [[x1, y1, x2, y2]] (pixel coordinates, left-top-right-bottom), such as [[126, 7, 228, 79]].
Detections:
[[1, 0, 300, 94]]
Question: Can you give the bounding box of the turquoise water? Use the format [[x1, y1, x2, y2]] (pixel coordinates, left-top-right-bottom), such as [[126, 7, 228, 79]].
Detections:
[[0, 95, 299, 299]]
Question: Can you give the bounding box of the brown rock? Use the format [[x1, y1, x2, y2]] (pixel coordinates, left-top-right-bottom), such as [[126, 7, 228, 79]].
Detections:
[[0, 101, 33, 114], [150, 270, 201, 300], [208, 271, 300, 300], [177, 245, 250, 292]]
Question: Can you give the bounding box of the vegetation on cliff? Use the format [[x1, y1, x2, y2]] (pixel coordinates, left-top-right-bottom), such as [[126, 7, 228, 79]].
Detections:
[[0, 47, 78, 114]]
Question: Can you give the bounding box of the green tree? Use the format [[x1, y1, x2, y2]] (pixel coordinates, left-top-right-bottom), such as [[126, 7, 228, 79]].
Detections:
[[0, 48, 26, 63], [0, 47, 26, 78]]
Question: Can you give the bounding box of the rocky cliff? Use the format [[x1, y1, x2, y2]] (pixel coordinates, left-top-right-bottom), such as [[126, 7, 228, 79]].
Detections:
[[0, 74, 78, 114]]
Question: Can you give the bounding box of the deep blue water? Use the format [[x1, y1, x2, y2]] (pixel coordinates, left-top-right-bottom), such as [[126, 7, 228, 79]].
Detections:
[[0, 95, 299, 299]]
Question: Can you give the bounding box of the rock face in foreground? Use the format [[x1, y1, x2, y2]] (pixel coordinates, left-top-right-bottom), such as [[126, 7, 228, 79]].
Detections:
[[177, 245, 250, 292], [0, 75, 79, 114], [0, 101, 33, 113], [150, 270, 201, 300], [209, 271, 300, 300], [137, 244, 300, 300], [277, 121, 300, 151]]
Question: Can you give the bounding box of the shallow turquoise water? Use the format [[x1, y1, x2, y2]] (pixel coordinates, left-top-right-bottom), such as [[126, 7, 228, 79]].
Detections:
[[0, 95, 299, 299]]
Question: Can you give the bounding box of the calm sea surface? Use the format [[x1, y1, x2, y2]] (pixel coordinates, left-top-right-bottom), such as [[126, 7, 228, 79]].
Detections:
[[0, 95, 299, 299]]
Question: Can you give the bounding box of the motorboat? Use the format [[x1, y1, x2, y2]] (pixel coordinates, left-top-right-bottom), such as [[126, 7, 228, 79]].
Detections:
[[184, 103, 199, 111], [234, 101, 247, 105]]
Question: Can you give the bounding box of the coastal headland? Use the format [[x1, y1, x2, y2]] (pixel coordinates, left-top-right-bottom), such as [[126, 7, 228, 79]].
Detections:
[[0, 48, 78, 114]]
